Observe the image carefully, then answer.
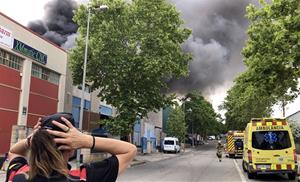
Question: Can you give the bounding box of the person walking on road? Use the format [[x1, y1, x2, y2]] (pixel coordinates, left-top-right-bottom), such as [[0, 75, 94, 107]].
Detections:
[[5, 112, 137, 182], [216, 140, 224, 162]]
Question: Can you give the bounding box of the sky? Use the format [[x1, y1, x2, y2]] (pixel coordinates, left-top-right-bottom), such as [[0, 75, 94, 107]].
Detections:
[[0, 0, 299, 118]]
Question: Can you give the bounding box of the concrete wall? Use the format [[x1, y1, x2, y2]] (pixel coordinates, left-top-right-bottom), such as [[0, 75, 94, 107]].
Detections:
[[63, 63, 73, 113], [140, 109, 163, 151]]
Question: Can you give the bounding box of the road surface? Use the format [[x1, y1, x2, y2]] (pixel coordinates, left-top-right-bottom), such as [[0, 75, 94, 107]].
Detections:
[[117, 142, 296, 182]]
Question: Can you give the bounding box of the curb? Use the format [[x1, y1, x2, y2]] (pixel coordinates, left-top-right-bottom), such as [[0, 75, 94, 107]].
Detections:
[[130, 161, 147, 167]]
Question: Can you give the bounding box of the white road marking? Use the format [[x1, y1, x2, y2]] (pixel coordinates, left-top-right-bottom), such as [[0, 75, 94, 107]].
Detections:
[[233, 159, 247, 182]]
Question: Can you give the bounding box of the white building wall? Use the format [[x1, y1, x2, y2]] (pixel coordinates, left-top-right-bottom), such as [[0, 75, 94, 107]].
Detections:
[[287, 111, 300, 123], [140, 109, 163, 150], [17, 59, 32, 125]]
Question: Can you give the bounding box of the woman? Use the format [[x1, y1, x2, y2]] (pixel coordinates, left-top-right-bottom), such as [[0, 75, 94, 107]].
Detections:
[[6, 113, 137, 182]]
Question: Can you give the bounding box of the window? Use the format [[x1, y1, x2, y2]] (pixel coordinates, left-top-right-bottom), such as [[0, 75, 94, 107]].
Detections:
[[234, 139, 243, 150], [100, 105, 113, 116], [32, 64, 42, 78], [31, 63, 60, 85], [72, 96, 91, 110], [77, 84, 91, 93], [164, 140, 174, 145], [0, 48, 23, 71], [252, 131, 291, 150], [49, 72, 60, 85], [84, 100, 91, 110]]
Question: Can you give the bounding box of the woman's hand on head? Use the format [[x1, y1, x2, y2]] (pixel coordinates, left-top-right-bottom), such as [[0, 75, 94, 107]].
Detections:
[[46, 117, 92, 151]]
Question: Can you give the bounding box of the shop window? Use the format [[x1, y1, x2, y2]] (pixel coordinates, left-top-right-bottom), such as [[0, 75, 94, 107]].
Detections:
[[0, 48, 23, 71]]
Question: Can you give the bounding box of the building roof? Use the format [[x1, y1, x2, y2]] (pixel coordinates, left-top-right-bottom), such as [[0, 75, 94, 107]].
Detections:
[[286, 110, 300, 119], [0, 11, 67, 53]]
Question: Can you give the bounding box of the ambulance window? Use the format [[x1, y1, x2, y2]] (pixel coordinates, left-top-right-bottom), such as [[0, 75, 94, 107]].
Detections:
[[235, 139, 243, 149], [252, 131, 291, 150]]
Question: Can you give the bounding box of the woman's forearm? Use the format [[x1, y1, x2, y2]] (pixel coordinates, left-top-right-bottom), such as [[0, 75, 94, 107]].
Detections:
[[82, 135, 136, 155], [81, 135, 137, 174], [8, 139, 29, 160]]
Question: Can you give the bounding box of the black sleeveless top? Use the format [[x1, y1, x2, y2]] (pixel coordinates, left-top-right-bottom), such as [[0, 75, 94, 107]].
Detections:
[[6, 156, 119, 182]]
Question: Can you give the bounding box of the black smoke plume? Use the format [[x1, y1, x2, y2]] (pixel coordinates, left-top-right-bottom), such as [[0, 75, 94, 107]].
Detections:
[[28, 0, 78, 48], [168, 0, 254, 97]]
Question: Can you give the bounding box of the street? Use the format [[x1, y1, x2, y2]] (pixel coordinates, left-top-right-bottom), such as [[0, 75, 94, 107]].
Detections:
[[118, 142, 296, 182], [0, 141, 297, 181]]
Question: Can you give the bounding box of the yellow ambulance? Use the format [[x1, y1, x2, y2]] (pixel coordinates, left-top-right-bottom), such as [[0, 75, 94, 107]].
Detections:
[[242, 118, 297, 179]]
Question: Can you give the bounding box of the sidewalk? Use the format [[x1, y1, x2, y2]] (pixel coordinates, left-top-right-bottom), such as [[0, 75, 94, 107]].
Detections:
[[130, 147, 194, 167], [0, 170, 6, 181]]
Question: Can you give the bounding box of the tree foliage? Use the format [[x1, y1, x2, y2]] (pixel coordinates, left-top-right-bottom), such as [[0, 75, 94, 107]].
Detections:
[[243, 0, 300, 103], [222, 72, 273, 130], [289, 120, 300, 138], [223, 0, 300, 129], [183, 91, 220, 137], [166, 106, 187, 142], [70, 0, 191, 135]]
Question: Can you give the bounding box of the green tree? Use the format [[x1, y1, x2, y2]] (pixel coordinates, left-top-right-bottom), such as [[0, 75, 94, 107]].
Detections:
[[70, 0, 191, 135], [222, 72, 273, 130], [166, 106, 187, 142], [183, 91, 219, 138], [243, 0, 300, 107], [222, 0, 300, 128], [289, 121, 300, 138]]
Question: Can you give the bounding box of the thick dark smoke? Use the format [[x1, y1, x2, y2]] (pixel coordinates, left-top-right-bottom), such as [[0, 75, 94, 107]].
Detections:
[[28, 0, 78, 49], [168, 0, 254, 96]]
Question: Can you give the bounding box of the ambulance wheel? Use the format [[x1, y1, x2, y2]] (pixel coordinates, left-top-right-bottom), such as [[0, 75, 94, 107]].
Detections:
[[288, 172, 296, 180], [242, 161, 247, 172], [247, 164, 256, 179], [247, 171, 255, 179]]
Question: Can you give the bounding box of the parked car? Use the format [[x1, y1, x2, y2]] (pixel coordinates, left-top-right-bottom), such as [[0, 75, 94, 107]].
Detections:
[[208, 136, 216, 140], [162, 137, 180, 153]]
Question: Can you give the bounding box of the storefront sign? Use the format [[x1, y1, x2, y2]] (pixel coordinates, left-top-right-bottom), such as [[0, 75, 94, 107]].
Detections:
[[13, 39, 47, 65], [0, 25, 13, 48]]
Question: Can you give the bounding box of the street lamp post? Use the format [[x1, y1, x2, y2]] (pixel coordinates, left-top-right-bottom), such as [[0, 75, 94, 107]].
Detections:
[[186, 108, 194, 148], [77, 4, 108, 167]]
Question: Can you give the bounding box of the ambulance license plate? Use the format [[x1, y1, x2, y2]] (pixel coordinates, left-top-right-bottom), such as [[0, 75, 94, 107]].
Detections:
[[257, 164, 270, 169]]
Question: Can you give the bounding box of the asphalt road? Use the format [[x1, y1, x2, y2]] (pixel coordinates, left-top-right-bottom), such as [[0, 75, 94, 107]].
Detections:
[[117, 141, 297, 182]]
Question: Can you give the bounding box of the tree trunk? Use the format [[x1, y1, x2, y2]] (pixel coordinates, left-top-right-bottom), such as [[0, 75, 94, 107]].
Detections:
[[282, 100, 286, 117]]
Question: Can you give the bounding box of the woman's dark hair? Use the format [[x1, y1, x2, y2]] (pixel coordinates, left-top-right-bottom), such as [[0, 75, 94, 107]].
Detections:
[[28, 129, 68, 180], [27, 113, 75, 180]]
